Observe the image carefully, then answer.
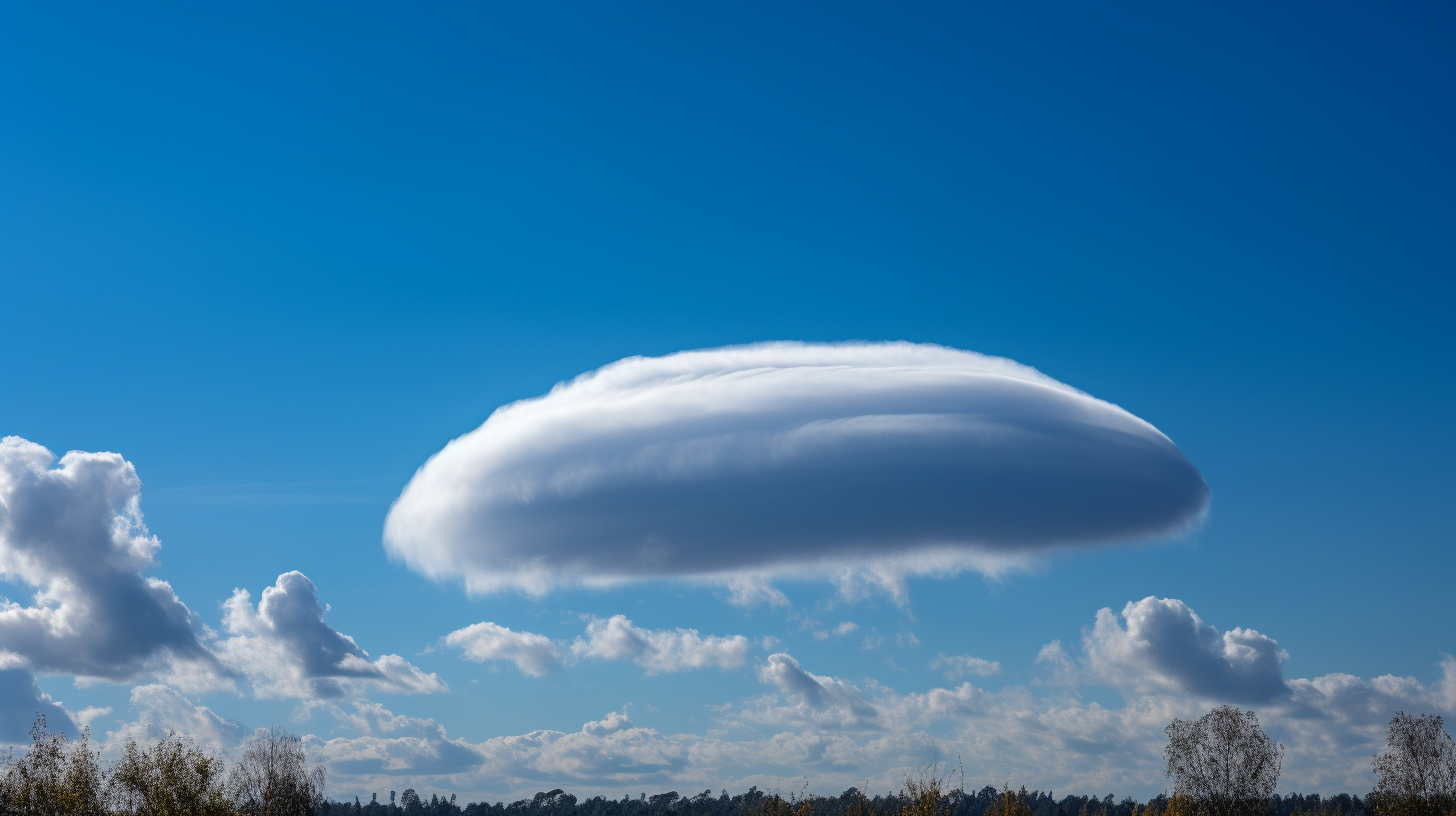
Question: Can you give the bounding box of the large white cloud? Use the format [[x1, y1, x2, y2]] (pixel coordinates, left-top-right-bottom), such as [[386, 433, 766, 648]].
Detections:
[[384, 342, 1209, 596], [215, 571, 446, 699], [0, 437, 216, 681]]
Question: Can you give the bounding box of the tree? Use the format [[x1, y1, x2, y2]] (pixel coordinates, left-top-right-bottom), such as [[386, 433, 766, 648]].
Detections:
[[899, 775, 947, 816], [0, 713, 106, 815], [1164, 705, 1283, 816], [1373, 712, 1456, 816], [110, 730, 230, 815], [58, 725, 106, 816], [229, 727, 326, 816], [987, 787, 1034, 816]]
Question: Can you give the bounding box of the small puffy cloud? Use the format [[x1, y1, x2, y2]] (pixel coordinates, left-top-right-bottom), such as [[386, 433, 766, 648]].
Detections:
[[0, 437, 216, 681], [754, 653, 880, 729], [73, 706, 111, 728], [443, 622, 561, 677], [215, 571, 445, 699], [930, 653, 1002, 679], [571, 615, 749, 674], [384, 342, 1208, 596], [1083, 597, 1288, 703], [796, 615, 859, 641]]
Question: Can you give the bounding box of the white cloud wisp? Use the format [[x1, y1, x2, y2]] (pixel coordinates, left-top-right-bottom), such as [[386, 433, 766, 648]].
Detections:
[[442, 615, 749, 676]]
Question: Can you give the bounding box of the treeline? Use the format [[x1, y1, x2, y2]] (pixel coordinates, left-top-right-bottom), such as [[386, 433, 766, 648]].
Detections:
[[319, 783, 1381, 816]]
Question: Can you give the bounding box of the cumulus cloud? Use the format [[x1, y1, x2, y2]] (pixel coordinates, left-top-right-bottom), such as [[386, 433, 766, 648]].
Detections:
[[1083, 597, 1288, 703], [215, 571, 445, 699], [570, 615, 750, 674], [0, 437, 215, 681], [930, 653, 1002, 679], [383, 342, 1209, 596], [443, 622, 562, 677]]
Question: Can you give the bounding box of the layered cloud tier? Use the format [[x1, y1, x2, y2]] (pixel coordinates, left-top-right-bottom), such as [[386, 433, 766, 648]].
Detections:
[[384, 342, 1210, 595]]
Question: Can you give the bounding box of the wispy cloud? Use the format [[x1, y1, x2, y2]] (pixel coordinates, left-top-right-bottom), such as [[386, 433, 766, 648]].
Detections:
[[442, 615, 750, 677], [930, 653, 1002, 680]]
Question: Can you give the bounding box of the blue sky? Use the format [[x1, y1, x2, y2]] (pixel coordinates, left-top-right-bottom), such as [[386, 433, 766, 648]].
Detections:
[[1, 0, 1452, 803]]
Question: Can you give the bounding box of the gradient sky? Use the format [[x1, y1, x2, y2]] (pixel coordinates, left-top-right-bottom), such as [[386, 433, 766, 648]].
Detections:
[[1, 0, 1452, 804]]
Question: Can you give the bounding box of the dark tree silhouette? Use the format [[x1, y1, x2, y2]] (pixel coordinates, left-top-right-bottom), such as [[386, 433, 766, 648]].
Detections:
[[228, 728, 326, 816], [1373, 712, 1456, 816], [1164, 705, 1283, 816]]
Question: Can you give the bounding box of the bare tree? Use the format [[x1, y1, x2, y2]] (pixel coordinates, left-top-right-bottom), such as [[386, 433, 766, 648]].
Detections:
[[1373, 712, 1456, 816], [228, 727, 326, 816], [1164, 705, 1283, 816]]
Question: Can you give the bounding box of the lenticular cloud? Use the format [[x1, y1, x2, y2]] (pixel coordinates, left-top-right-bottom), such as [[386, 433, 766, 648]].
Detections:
[[384, 342, 1208, 595]]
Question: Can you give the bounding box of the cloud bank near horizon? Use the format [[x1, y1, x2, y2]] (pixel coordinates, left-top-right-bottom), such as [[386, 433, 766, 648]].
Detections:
[[80, 597, 1455, 802], [3, 584, 1449, 800], [384, 342, 1209, 596]]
